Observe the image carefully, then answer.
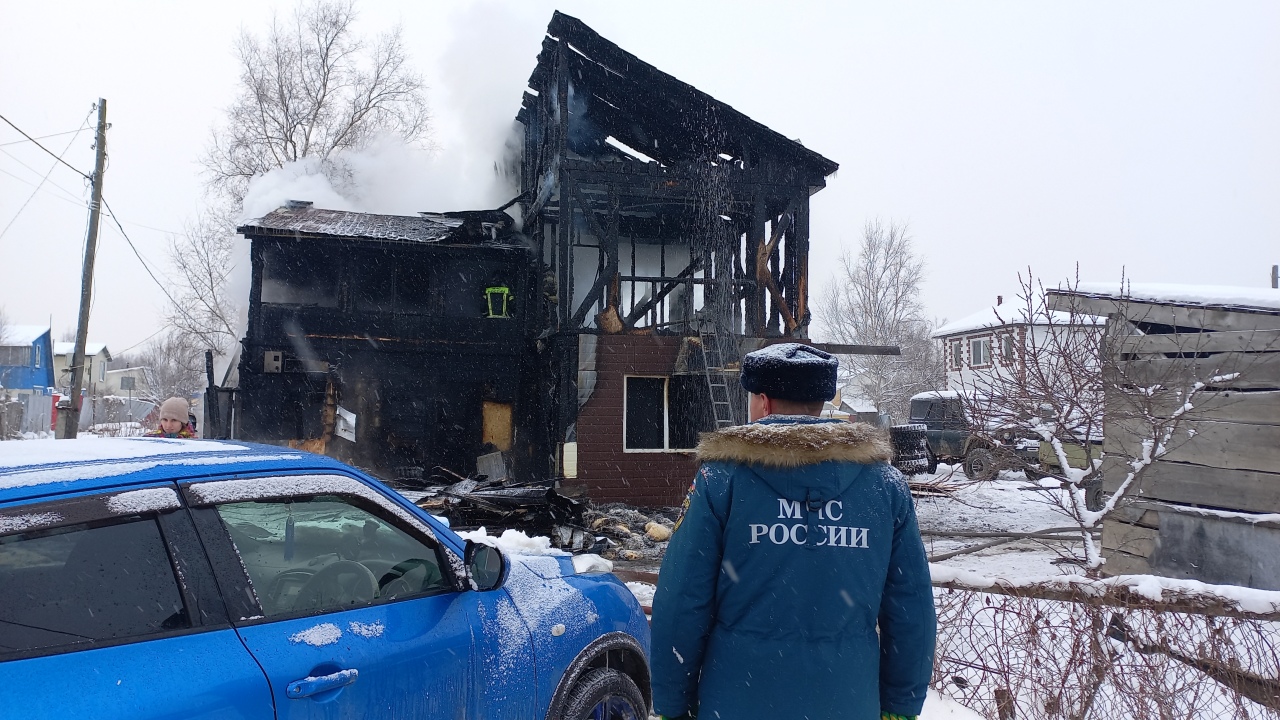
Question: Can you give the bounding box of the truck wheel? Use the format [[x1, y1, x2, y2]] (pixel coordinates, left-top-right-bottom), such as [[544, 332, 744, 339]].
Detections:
[[927, 451, 939, 475], [963, 448, 997, 482]]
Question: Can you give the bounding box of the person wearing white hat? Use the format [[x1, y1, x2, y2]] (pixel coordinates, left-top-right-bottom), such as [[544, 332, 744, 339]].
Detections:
[[146, 397, 196, 438]]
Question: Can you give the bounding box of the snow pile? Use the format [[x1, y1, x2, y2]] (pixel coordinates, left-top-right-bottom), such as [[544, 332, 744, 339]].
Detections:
[[625, 581, 656, 607], [456, 527, 569, 556], [105, 487, 181, 515], [347, 620, 384, 638], [570, 554, 613, 574], [920, 690, 986, 720], [289, 623, 343, 647], [0, 511, 62, 534]]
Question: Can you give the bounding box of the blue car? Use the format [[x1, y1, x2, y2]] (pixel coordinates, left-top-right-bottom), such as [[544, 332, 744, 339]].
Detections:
[[0, 438, 651, 719]]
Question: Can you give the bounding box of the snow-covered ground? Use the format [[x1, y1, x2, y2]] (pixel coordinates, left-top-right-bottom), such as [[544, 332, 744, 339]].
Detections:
[[915, 464, 1087, 579]]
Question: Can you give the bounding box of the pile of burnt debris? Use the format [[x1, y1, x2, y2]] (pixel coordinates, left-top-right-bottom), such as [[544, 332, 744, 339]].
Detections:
[[582, 504, 677, 562], [393, 464, 677, 561]]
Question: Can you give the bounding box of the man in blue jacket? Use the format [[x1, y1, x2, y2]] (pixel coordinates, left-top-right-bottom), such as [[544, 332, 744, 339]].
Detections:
[[650, 343, 936, 720]]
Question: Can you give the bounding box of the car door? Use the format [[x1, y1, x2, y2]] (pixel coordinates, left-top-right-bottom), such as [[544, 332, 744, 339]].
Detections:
[[0, 483, 274, 720], [183, 473, 478, 719]]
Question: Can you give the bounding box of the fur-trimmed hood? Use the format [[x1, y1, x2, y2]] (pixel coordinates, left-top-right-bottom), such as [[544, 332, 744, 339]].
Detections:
[[696, 418, 893, 468]]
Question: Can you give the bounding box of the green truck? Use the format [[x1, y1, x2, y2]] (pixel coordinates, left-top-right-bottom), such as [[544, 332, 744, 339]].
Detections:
[[905, 391, 1039, 481]]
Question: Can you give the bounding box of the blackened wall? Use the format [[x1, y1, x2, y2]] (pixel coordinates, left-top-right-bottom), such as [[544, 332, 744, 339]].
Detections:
[[576, 334, 700, 507]]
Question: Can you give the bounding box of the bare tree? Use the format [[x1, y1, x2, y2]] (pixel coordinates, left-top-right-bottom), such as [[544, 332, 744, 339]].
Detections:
[[137, 331, 206, 403], [166, 212, 240, 359], [202, 0, 431, 204], [961, 271, 1258, 571], [818, 220, 945, 422]]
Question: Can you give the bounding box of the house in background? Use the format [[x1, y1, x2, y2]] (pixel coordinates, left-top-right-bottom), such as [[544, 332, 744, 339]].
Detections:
[[932, 304, 1101, 394], [54, 341, 112, 397], [103, 366, 154, 399], [0, 325, 56, 436], [0, 326, 54, 396]]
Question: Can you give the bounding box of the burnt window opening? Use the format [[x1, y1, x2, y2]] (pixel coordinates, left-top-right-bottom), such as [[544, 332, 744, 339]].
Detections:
[[261, 243, 339, 307], [445, 260, 511, 319], [351, 254, 434, 315], [624, 375, 711, 451]]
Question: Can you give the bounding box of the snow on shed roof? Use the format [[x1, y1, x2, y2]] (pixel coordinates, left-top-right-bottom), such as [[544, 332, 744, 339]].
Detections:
[[237, 206, 521, 248], [1071, 282, 1280, 313], [1, 325, 49, 346], [932, 306, 1102, 338], [54, 341, 109, 357]]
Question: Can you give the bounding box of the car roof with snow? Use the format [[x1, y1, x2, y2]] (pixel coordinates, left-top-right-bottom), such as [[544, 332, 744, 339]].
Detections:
[[910, 390, 961, 402], [0, 438, 352, 505]]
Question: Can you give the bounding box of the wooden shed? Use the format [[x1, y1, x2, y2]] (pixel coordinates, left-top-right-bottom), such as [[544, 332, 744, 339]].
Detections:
[[1049, 283, 1280, 590]]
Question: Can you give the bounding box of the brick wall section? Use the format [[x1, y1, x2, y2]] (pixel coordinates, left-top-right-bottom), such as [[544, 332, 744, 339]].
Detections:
[[576, 334, 699, 508]]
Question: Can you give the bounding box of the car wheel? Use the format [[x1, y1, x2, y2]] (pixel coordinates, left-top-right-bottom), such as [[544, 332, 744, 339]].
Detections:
[[963, 448, 997, 482], [927, 451, 939, 474], [560, 667, 646, 720]]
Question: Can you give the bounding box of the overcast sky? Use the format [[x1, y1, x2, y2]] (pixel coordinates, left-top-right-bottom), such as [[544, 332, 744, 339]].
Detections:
[[2, 1, 1277, 354]]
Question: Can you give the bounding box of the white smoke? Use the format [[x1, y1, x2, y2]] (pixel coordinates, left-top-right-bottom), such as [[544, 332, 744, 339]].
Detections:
[[216, 2, 539, 384]]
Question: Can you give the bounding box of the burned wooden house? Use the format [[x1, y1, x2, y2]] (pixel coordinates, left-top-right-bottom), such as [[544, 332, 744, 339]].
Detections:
[[229, 204, 546, 482], [517, 12, 841, 506], [222, 13, 852, 505]]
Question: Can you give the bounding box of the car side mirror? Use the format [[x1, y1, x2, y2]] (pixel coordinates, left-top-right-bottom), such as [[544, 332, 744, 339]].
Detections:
[[463, 539, 507, 591]]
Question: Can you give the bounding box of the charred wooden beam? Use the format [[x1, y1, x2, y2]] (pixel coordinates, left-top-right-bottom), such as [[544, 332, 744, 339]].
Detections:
[[621, 260, 702, 328]]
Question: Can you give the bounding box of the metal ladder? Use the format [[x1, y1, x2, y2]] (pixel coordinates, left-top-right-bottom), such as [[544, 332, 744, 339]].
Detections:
[[698, 325, 738, 428]]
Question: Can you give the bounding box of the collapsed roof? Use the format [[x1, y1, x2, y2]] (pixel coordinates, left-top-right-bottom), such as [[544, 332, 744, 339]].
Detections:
[[519, 11, 838, 185], [238, 205, 520, 248]]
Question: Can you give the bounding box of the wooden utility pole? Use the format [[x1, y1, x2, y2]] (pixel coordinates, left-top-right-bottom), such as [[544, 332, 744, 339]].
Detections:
[[58, 99, 107, 439]]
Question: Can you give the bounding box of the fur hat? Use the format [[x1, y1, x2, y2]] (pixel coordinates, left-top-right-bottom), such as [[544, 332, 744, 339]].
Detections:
[[740, 343, 838, 402], [159, 397, 189, 422]]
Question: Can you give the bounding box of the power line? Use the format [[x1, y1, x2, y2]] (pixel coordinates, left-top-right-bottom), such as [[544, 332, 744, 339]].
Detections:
[[0, 118, 90, 242], [0, 146, 90, 203], [101, 197, 184, 308], [100, 197, 218, 341], [0, 167, 87, 209], [0, 111, 92, 179], [114, 325, 167, 356], [0, 128, 85, 148]]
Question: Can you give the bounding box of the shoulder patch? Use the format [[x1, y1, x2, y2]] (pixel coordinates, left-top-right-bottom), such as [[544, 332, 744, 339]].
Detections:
[[671, 469, 704, 533]]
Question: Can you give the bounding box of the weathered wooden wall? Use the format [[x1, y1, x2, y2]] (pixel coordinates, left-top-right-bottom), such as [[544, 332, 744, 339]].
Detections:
[[1064, 294, 1280, 589]]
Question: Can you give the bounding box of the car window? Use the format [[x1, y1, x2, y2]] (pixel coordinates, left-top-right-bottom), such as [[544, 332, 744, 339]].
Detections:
[[0, 518, 187, 660], [213, 495, 451, 618]]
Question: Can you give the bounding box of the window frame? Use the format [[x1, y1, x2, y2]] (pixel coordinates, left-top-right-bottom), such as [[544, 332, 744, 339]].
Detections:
[[1001, 334, 1017, 363], [969, 336, 992, 368], [948, 339, 963, 371], [0, 484, 227, 663], [622, 375, 699, 453], [181, 473, 464, 626]]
